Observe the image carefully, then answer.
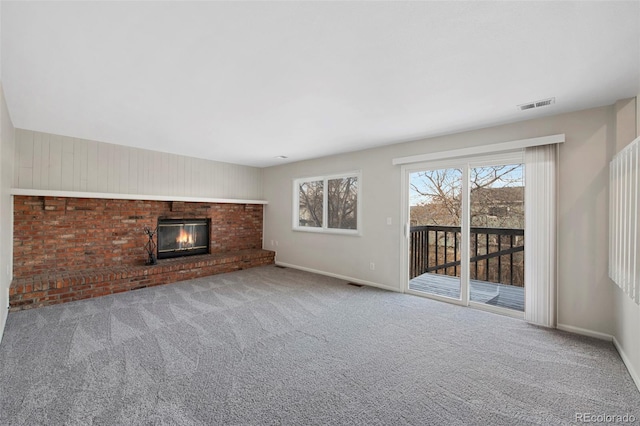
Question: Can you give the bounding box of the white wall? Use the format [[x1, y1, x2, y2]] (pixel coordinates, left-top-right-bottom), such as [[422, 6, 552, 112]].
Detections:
[[637, 95, 640, 137], [0, 84, 15, 339], [264, 105, 616, 336], [612, 96, 640, 389], [13, 129, 264, 200]]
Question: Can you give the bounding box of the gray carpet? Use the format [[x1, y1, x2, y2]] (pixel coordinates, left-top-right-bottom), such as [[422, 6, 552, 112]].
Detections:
[[0, 265, 638, 425]]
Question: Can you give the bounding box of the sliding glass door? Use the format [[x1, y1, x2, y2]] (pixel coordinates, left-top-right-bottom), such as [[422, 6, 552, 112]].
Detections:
[[468, 164, 525, 312], [405, 154, 525, 315], [408, 168, 464, 302]]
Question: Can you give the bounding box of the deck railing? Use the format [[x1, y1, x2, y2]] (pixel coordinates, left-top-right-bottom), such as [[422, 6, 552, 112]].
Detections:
[[409, 225, 524, 286]]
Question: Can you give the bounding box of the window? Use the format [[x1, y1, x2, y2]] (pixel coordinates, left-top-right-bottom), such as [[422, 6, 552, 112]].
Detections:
[[294, 172, 361, 234]]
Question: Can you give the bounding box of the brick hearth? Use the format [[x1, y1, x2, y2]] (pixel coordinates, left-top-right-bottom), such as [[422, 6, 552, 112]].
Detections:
[[10, 250, 274, 311], [10, 196, 274, 310]]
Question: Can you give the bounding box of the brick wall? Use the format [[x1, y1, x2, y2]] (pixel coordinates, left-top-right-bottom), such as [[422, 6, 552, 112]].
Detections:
[[13, 196, 264, 278]]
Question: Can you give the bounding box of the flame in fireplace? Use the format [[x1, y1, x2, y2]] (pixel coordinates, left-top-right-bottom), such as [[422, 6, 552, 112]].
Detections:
[[176, 229, 195, 247]]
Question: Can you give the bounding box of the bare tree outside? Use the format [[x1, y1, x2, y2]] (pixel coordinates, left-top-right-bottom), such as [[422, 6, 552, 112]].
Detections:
[[410, 168, 462, 226], [410, 165, 523, 227], [298, 176, 359, 230], [327, 177, 358, 229], [299, 180, 323, 227], [469, 165, 524, 229]]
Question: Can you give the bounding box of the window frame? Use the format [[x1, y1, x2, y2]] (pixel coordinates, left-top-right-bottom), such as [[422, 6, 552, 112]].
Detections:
[[293, 171, 362, 235]]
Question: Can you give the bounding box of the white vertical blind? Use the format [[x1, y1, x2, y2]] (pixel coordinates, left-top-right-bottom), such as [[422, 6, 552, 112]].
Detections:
[[524, 144, 558, 327], [609, 137, 640, 305]]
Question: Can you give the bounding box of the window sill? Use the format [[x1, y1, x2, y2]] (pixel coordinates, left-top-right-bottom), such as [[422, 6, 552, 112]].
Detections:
[[293, 227, 361, 237]]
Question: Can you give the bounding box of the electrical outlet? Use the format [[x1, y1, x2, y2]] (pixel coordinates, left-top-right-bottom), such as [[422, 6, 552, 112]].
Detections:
[[386, 217, 392, 225], [369, 262, 375, 270]]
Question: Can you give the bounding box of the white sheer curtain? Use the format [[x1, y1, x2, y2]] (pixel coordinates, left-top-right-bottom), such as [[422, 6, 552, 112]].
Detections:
[[524, 144, 558, 327]]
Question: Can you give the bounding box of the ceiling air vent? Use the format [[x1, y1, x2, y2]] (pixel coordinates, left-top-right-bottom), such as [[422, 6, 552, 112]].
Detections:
[[518, 97, 555, 111], [535, 98, 555, 107]]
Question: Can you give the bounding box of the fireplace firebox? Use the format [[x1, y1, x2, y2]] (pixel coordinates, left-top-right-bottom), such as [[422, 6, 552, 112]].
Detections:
[[157, 218, 210, 259]]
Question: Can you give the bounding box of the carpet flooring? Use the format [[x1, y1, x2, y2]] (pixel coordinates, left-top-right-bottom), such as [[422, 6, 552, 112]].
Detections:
[[0, 265, 639, 425]]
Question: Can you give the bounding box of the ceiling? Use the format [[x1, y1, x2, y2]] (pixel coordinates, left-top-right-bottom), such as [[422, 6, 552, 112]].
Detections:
[[3, 1, 640, 167]]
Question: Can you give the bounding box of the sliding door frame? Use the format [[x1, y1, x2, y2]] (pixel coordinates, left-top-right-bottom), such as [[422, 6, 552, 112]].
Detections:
[[402, 158, 469, 307], [400, 150, 525, 318]]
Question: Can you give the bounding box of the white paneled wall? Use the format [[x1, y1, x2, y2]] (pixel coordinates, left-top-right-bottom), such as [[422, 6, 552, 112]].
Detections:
[[610, 136, 640, 305], [14, 129, 263, 200]]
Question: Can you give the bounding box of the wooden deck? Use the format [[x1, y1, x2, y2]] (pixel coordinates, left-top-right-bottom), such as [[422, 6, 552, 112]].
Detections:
[[409, 272, 524, 312]]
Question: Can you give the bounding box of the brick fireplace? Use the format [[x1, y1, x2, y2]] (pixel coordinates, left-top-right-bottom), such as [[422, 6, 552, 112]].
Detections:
[[10, 196, 275, 309]]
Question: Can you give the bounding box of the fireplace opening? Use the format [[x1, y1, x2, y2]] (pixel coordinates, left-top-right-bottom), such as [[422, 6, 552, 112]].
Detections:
[[157, 218, 210, 259]]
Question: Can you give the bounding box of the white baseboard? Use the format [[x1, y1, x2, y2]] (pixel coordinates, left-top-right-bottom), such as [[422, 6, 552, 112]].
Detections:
[[613, 337, 640, 393], [0, 305, 7, 345], [557, 323, 640, 393], [0, 287, 7, 345], [556, 323, 614, 341], [275, 261, 401, 293]]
